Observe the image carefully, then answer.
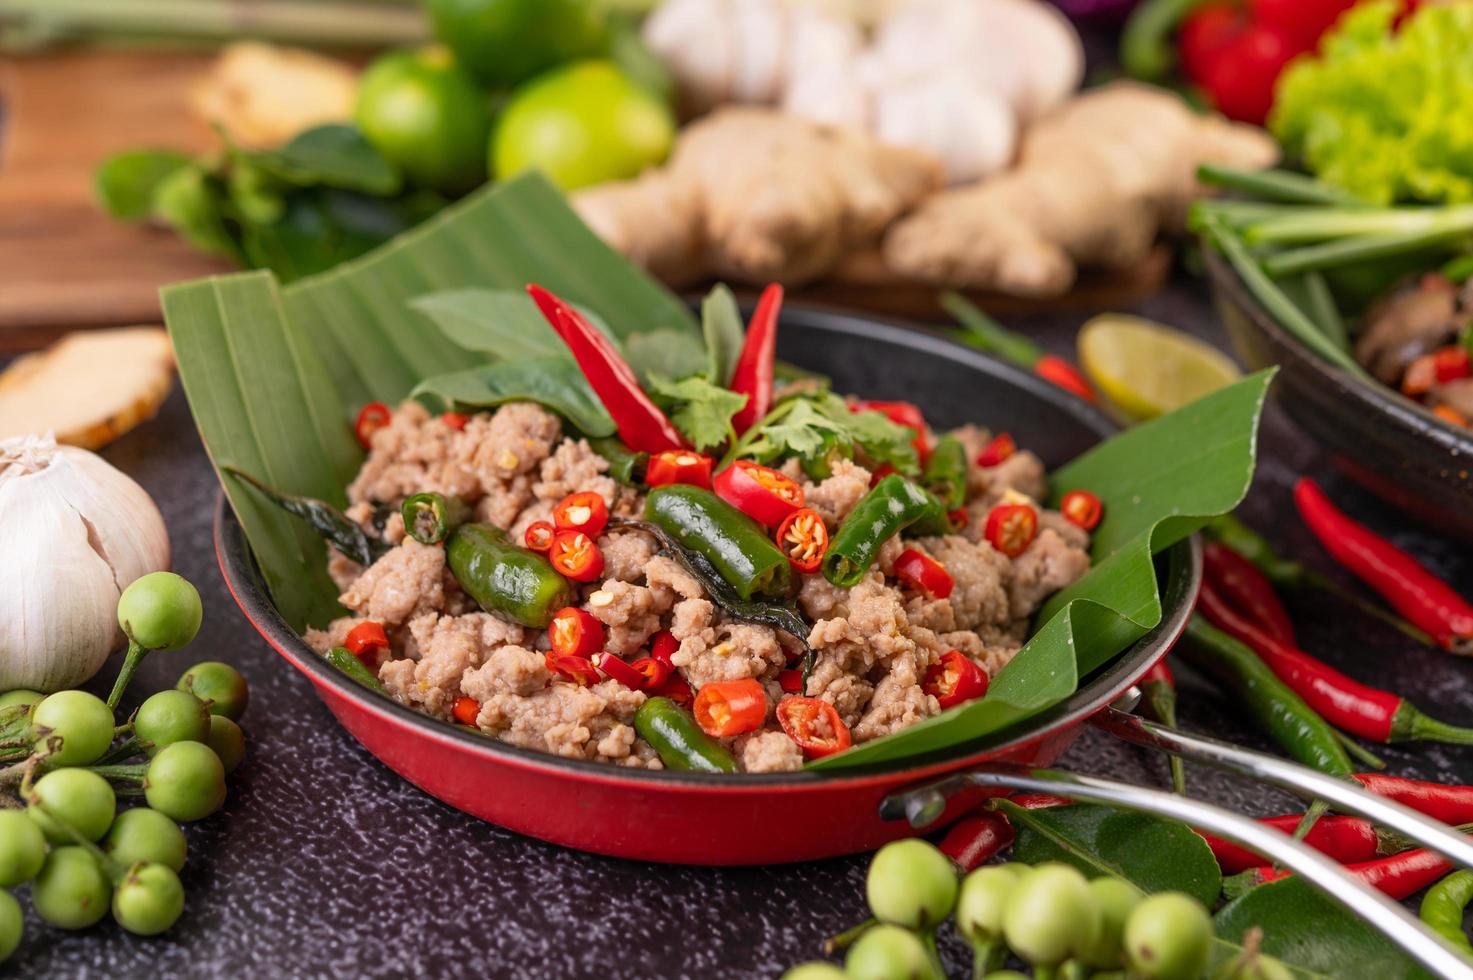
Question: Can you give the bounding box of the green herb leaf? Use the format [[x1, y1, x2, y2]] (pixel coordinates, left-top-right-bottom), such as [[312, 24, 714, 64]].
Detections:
[[743, 398, 850, 463], [94, 149, 193, 222], [626, 328, 709, 386], [701, 284, 746, 386], [412, 356, 616, 438], [238, 188, 435, 284], [408, 287, 617, 361], [739, 393, 920, 475], [152, 165, 241, 260], [253, 124, 403, 196], [648, 374, 747, 451]]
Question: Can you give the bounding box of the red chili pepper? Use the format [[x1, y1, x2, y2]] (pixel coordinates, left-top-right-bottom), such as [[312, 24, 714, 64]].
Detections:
[[1034, 355, 1097, 403], [553, 491, 609, 538], [441, 411, 470, 431], [1060, 490, 1104, 531], [851, 400, 931, 462], [1403, 354, 1439, 397], [649, 629, 679, 669], [354, 402, 391, 450], [656, 673, 694, 708], [344, 621, 389, 660], [922, 650, 990, 709], [545, 651, 600, 686], [984, 503, 1038, 558], [939, 810, 1016, 873], [1197, 578, 1473, 745], [1199, 814, 1381, 875], [1007, 793, 1073, 810], [1435, 347, 1473, 383], [630, 656, 670, 692], [1235, 848, 1452, 901], [869, 463, 898, 487], [948, 508, 970, 532], [451, 696, 480, 726], [1294, 478, 1473, 654], [549, 606, 604, 661], [976, 433, 1016, 468], [1203, 539, 1297, 647], [1434, 404, 1470, 428], [527, 284, 686, 453], [693, 679, 767, 737], [646, 451, 714, 490], [549, 531, 605, 583], [776, 507, 828, 574], [715, 461, 804, 528], [729, 283, 784, 434], [894, 548, 955, 600], [597, 653, 646, 691], [778, 669, 803, 694], [1353, 773, 1473, 826], [523, 521, 556, 553], [776, 697, 852, 759]]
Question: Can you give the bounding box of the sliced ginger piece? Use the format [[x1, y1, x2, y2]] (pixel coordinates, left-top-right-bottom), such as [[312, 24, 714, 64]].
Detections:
[[0, 327, 174, 450], [192, 42, 359, 149]]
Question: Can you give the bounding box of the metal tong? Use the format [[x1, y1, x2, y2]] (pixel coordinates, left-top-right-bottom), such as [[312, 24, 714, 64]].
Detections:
[[881, 698, 1473, 979]]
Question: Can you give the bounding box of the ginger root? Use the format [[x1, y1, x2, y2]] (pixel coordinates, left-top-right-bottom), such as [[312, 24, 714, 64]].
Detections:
[[881, 83, 1279, 297], [573, 107, 944, 288], [191, 42, 358, 149]]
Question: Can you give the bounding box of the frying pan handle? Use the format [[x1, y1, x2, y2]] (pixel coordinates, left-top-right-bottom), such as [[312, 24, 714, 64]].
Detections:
[[1089, 705, 1473, 871], [880, 764, 1473, 980]]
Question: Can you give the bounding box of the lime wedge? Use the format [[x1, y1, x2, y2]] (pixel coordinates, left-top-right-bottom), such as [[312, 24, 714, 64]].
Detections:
[[1078, 314, 1242, 422]]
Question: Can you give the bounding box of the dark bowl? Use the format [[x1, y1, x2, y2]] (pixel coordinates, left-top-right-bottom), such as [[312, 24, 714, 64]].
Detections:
[[1205, 249, 1473, 536], [216, 305, 1201, 864]]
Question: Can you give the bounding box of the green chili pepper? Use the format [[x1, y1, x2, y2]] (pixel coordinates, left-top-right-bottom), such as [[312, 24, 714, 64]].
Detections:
[[1120, 0, 1213, 82], [644, 485, 791, 600], [906, 485, 960, 538], [588, 436, 647, 487], [325, 647, 383, 692], [1420, 870, 1473, 956], [921, 435, 967, 512], [401, 492, 470, 546], [226, 466, 388, 566], [823, 474, 936, 588], [1180, 616, 1353, 777], [446, 523, 576, 628], [634, 697, 738, 773]]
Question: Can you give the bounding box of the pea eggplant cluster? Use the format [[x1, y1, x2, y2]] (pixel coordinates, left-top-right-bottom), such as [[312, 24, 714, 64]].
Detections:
[[0, 572, 250, 957]]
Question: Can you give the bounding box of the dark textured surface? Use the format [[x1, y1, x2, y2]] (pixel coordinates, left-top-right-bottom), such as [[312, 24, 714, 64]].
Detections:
[[7, 275, 1473, 979]]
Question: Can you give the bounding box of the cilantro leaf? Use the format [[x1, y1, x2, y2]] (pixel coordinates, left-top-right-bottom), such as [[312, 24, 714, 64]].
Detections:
[[648, 374, 748, 451], [737, 392, 921, 476]]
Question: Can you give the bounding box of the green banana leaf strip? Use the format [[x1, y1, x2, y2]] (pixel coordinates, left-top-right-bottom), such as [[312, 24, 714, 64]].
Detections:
[[408, 287, 620, 360], [811, 370, 1274, 770], [411, 356, 616, 438]]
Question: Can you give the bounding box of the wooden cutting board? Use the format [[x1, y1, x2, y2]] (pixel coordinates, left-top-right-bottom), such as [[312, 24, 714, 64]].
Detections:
[[0, 49, 1170, 351]]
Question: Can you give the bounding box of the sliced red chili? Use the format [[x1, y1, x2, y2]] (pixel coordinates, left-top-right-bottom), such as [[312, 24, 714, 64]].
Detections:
[[649, 629, 679, 669], [923, 650, 990, 709], [976, 432, 1016, 467], [549, 531, 605, 583], [985, 503, 1038, 557], [776, 507, 829, 574], [1436, 346, 1472, 383], [948, 508, 970, 532], [553, 491, 609, 538], [597, 653, 646, 690], [869, 463, 898, 487], [1034, 355, 1097, 403], [778, 669, 803, 694], [354, 402, 391, 450], [1060, 489, 1104, 531], [1403, 355, 1438, 396], [894, 547, 955, 600], [545, 652, 600, 686], [714, 461, 805, 528], [657, 673, 694, 707], [344, 621, 389, 660], [852, 400, 931, 461], [442, 411, 470, 431], [1434, 404, 1469, 428], [777, 697, 852, 759], [646, 451, 715, 490], [523, 521, 556, 553], [549, 606, 604, 660], [630, 657, 671, 692], [693, 678, 767, 737], [451, 696, 480, 726]]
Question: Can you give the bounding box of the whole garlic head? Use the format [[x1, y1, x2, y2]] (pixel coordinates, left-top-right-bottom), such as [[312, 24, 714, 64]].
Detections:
[[0, 436, 170, 692]]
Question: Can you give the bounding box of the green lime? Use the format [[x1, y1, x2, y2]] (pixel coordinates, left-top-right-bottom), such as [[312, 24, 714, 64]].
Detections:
[[354, 47, 491, 194], [424, 0, 606, 88], [492, 60, 674, 191], [1078, 314, 1242, 423]]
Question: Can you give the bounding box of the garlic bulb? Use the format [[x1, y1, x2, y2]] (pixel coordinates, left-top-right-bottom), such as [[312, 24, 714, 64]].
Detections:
[[0, 435, 170, 692]]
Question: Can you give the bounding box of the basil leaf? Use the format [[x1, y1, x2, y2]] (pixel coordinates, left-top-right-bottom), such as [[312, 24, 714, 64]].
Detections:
[[238, 188, 431, 284], [626, 328, 709, 386], [412, 355, 616, 438], [253, 124, 402, 196], [225, 467, 389, 567], [94, 149, 193, 222], [152, 166, 242, 261], [701, 283, 746, 386], [409, 288, 617, 361]]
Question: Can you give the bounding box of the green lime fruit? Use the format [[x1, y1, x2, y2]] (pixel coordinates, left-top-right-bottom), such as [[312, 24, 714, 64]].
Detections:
[[424, 0, 606, 88], [354, 47, 491, 194], [492, 60, 674, 191]]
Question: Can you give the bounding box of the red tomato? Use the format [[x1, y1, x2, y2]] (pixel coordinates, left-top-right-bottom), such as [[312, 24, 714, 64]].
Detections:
[[646, 451, 715, 490], [1202, 23, 1298, 125], [776, 697, 852, 759], [923, 650, 990, 709], [713, 461, 805, 528]]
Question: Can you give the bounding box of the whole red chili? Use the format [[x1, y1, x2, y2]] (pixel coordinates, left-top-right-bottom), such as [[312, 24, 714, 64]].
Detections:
[[354, 402, 392, 450], [922, 650, 989, 709], [1294, 478, 1473, 654], [714, 461, 804, 528], [1034, 355, 1098, 403], [1060, 490, 1104, 532], [441, 411, 470, 431], [729, 283, 784, 434], [527, 284, 686, 453], [552, 491, 609, 538], [452, 696, 480, 726], [776, 697, 852, 759], [1202, 539, 1297, 647], [1198, 814, 1381, 875], [646, 451, 715, 490], [778, 669, 803, 694], [851, 400, 931, 462], [545, 652, 600, 686], [1197, 579, 1473, 745], [894, 548, 955, 600], [549, 607, 604, 661], [938, 810, 1016, 873], [1232, 848, 1452, 901], [523, 521, 556, 553], [1353, 773, 1473, 826], [649, 629, 679, 669], [597, 653, 646, 691], [985, 503, 1039, 558], [630, 657, 670, 692], [976, 433, 1016, 468], [344, 621, 389, 660], [776, 508, 828, 574], [549, 531, 605, 583]]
